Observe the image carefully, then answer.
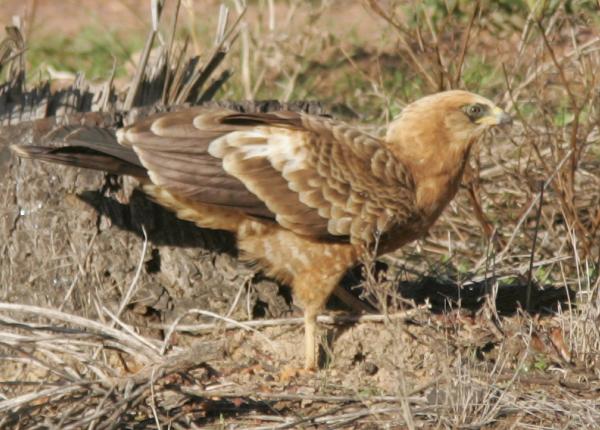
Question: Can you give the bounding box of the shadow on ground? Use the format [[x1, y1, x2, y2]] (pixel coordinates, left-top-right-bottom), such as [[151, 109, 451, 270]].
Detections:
[[83, 188, 574, 319], [77, 187, 236, 253], [341, 262, 574, 316]]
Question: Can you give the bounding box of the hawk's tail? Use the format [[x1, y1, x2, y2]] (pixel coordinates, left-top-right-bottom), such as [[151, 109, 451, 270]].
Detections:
[[10, 126, 148, 178]]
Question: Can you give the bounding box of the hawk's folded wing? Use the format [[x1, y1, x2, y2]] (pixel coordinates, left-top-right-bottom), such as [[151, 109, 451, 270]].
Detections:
[[119, 108, 418, 244]]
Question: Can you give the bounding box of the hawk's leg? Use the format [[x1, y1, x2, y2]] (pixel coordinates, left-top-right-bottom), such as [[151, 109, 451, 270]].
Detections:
[[294, 271, 347, 370], [304, 307, 318, 370], [237, 224, 359, 370]]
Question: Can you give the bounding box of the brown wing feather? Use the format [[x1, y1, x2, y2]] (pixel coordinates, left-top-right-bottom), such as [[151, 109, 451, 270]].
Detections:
[[119, 108, 417, 244], [119, 108, 276, 218]]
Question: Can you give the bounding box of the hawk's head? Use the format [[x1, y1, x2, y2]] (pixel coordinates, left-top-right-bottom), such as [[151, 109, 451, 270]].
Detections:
[[387, 90, 511, 146], [385, 91, 511, 175]]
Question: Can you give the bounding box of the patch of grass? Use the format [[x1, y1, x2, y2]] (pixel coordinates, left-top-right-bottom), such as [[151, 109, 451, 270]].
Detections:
[[532, 355, 550, 372], [461, 58, 500, 92], [27, 27, 143, 81]]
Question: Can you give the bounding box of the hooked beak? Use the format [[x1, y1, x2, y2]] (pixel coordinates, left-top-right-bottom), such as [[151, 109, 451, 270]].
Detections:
[[476, 106, 512, 126]]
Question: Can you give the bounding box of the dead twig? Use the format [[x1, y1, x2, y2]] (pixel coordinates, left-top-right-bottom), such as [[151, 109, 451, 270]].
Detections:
[[151, 308, 428, 334], [526, 181, 544, 311], [182, 387, 423, 404]]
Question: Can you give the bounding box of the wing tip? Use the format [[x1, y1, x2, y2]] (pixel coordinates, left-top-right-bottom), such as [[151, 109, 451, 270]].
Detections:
[[9, 144, 43, 159]]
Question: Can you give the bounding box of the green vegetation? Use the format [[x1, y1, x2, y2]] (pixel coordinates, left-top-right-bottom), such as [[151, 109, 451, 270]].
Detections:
[[27, 27, 143, 81]]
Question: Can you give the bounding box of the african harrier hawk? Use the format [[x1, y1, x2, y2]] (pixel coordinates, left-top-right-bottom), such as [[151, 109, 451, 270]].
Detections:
[[12, 90, 511, 369]]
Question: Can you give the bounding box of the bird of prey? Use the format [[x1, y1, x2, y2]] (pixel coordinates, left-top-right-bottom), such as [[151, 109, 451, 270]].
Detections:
[[11, 90, 511, 370]]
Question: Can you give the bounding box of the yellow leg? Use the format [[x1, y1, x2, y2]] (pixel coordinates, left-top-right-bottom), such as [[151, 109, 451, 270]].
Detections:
[[295, 270, 355, 370], [304, 308, 318, 370]]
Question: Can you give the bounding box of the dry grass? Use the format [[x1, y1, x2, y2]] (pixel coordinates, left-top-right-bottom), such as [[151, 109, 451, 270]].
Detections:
[[1, 0, 599, 428]]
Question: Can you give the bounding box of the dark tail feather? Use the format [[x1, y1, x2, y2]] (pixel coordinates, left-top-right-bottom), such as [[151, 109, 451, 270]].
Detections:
[[10, 126, 148, 178]]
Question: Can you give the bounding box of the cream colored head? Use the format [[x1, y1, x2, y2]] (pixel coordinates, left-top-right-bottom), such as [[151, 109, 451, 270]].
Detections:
[[380, 91, 511, 222], [385, 90, 511, 178], [386, 90, 511, 145]]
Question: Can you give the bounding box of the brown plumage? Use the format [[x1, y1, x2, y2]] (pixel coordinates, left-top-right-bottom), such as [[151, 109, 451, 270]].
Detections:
[[11, 90, 511, 369]]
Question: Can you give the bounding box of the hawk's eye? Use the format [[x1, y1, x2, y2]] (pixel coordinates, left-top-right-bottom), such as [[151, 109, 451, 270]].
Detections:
[[468, 105, 482, 116], [464, 103, 486, 121]]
